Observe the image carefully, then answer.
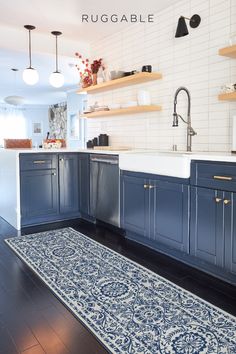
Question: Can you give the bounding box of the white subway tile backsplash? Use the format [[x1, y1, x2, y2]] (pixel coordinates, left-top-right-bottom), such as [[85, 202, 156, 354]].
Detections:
[[88, 0, 236, 152]]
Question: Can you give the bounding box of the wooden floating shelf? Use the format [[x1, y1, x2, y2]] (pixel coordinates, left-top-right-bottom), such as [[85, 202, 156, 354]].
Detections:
[[218, 92, 236, 101], [218, 44, 236, 58], [81, 105, 162, 118], [77, 72, 162, 94]]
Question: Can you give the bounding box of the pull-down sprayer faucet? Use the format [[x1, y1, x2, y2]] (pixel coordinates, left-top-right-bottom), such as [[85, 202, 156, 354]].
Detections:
[[172, 87, 197, 152]]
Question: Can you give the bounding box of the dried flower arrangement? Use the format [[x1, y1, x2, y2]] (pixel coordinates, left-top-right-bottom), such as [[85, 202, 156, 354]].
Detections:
[[75, 53, 104, 87], [75, 52, 92, 88], [91, 59, 104, 74]]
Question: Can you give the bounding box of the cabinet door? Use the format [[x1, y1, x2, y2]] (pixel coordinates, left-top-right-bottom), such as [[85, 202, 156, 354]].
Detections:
[[59, 154, 79, 214], [78, 153, 90, 216], [152, 180, 189, 252], [190, 187, 224, 267], [121, 174, 150, 237], [21, 169, 58, 223], [224, 192, 236, 274]]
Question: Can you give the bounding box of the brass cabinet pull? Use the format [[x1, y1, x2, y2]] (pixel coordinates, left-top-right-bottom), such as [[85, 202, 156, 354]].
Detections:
[[144, 184, 149, 189], [213, 175, 233, 181], [33, 160, 46, 164], [52, 172, 56, 176], [59, 158, 64, 162], [215, 197, 222, 203], [223, 199, 231, 205], [149, 185, 155, 189]]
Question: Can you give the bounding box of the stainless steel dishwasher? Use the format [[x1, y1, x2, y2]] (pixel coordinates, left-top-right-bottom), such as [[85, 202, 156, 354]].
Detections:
[[90, 154, 120, 227]]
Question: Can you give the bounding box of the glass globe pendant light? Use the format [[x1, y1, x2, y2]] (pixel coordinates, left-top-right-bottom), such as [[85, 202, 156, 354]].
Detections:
[[49, 31, 64, 88], [22, 25, 39, 85], [4, 68, 26, 106]]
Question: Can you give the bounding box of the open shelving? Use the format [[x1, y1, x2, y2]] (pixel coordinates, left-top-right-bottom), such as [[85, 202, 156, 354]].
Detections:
[[218, 44, 236, 58], [81, 105, 162, 118], [218, 45, 236, 101], [218, 92, 236, 101], [77, 72, 162, 94]]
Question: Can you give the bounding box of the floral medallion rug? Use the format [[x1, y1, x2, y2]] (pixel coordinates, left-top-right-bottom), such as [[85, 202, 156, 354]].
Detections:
[[5, 228, 236, 354]]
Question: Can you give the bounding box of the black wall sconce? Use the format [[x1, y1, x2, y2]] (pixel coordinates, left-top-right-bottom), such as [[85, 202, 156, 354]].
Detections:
[[175, 14, 201, 37]]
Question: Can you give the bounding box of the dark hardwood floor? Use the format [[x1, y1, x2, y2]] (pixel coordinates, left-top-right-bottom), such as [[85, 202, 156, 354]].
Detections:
[[0, 217, 235, 354]]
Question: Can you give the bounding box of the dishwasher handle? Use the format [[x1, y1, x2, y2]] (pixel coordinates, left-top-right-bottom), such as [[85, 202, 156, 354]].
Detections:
[[90, 155, 119, 165]]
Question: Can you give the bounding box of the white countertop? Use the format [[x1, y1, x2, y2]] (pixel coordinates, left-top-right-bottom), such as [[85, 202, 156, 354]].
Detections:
[[1, 148, 236, 178], [0, 147, 128, 155], [119, 150, 236, 178], [1, 147, 236, 160]]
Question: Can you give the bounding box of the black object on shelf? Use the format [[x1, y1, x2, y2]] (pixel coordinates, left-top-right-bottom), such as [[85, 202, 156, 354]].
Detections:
[[98, 134, 109, 146], [142, 65, 152, 73], [86, 140, 94, 148], [92, 137, 98, 146]]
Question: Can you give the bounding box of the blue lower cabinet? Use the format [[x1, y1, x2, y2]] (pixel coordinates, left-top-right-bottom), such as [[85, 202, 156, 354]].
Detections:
[[152, 180, 189, 252], [20, 153, 81, 226], [78, 153, 90, 217], [190, 187, 224, 267], [121, 174, 150, 237], [21, 169, 59, 225], [224, 192, 236, 275], [121, 172, 190, 253], [59, 154, 79, 214]]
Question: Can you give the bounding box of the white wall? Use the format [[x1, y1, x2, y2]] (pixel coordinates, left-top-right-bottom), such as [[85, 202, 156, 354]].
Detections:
[[67, 90, 87, 148], [24, 105, 49, 147], [86, 0, 236, 152]]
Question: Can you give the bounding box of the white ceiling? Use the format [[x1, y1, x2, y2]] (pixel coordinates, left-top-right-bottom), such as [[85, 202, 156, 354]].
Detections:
[[0, 0, 176, 105]]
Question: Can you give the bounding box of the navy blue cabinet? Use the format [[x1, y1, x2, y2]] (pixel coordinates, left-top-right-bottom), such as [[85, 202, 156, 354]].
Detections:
[[78, 153, 90, 217], [224, 192, 236, 275], [190, 187, 224, 267], [21, 169, 58, 224], [59, 154, 79, 214], [20, 153, 81, 226], [191, 161, 236, 277], [121, 174, 150, 237], [152, 180, 189, 252], [121, 171, 190, 253], [20, 154, 59, 226]]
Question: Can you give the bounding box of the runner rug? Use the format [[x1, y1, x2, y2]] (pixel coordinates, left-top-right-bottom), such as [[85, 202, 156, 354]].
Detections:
[[5, 228, 236, 353]]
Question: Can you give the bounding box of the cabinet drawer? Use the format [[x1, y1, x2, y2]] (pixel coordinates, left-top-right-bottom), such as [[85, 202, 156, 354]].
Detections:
[[191, 161, 236, 192], [20, 154, 58, 171]]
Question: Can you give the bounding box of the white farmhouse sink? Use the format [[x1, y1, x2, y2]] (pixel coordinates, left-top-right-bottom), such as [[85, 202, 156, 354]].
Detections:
[[119, 151, 192, 178]]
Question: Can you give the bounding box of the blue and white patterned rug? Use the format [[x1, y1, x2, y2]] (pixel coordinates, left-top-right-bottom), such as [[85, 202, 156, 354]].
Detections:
[[5, 228, 236, 354]]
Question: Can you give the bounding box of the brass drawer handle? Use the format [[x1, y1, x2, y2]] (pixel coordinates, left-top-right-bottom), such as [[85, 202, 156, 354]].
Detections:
[[213, 175, 233, 181], [215, 197, 222, 203], [223, 199, 231, 205], [149, 185, 155, 189], [144, 184, 149, 189], [33, 160, 46, 164]]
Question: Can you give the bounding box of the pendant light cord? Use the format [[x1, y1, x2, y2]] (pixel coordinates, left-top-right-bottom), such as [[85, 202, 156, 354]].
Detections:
[[28, 29, 32, 68], [55, 35, 58, 72]]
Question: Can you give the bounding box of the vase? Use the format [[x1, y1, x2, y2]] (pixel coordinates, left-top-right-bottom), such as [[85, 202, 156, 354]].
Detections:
[[81, 73, 92, 88], [92, 73, 97, 86]]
